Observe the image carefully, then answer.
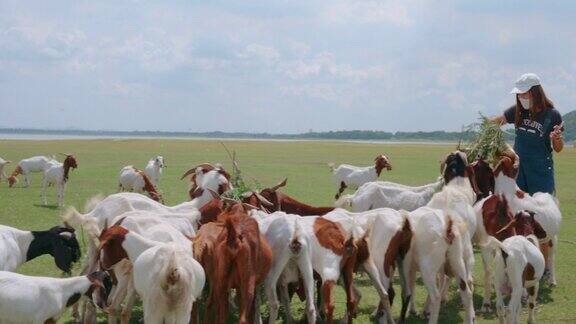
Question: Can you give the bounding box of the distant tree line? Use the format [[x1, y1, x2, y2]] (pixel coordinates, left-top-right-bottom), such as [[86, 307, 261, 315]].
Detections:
[[1, 109, 574, 142]]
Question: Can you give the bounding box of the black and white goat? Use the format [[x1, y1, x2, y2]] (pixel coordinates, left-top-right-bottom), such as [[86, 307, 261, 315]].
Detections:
[[0, 224, 81, 273]]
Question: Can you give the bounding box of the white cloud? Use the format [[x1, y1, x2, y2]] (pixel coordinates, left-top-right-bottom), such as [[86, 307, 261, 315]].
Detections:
[[323, 0, 418, 27], [238, 44, 280, 66], [0, 0, 575, 132]]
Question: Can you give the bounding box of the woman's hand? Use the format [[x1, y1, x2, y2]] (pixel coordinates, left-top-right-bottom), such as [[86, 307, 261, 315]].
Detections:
[[550, 123, 564, 152]]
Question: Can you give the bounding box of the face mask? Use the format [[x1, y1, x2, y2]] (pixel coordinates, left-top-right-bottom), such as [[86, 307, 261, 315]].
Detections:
[[519, 98, 531, 110]]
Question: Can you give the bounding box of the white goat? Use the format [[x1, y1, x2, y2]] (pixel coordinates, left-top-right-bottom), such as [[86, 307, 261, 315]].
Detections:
[[8, 155, 55, 187], [329, 154, 392, 199], [0, 270, 111, 324], [250, 210, 317, 324], [0, 224, 80, 273], [118, 166, 163, 202], [144, 156, 165, 186], [401, 207, 475, 324], [0, 157, 11, 183], [64, 203, 199, 323], [335, 178, 443, 212], [97, 223, 205, 324], [493, 156, 561, 285], [41, 154, 78, 207], [484, 235, 545, 324]]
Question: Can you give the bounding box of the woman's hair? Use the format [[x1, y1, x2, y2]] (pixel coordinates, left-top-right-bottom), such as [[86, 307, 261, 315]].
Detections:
[[514, 84, 554, 127]]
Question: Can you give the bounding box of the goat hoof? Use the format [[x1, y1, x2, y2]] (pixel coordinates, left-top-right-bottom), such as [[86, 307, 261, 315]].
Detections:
[[481, 303, 492, 313], [423, 311, 430, 319]]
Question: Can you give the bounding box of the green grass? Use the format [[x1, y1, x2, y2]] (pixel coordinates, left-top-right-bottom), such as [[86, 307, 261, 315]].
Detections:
[[1, 139, 575, 323]]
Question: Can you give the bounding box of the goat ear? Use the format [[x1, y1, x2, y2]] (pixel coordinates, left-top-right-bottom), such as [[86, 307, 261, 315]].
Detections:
[[465, 165, 480, 195], [53, 238, 74, 274]]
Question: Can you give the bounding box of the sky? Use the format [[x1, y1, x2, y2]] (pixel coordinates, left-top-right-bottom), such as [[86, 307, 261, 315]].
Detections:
[[0, 0, 575, 133]]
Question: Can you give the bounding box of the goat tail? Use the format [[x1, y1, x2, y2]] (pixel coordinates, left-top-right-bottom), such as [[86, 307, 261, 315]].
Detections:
[[289, 218, 303, 254], [445, 215, 456, 245], [328, 162, 336, 172], [61, 206, 101, 246], [334, 194, 353, 209], [84, 194, 104, 213], [480, 235, 509, 256], [526, 234, 540, 249], [160, 252, 192, 308]]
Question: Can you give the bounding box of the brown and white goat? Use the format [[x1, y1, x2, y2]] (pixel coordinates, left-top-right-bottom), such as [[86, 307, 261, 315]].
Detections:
[[0, 157, 10, 184], [493, 155, 561, 286], [329, 154, 393, 199], [8, 155, 55, 187], [193, 203, 272, 324], [118, 166, 163, 202], [483, 211, 545, 324], [242, 178, 335, 216], [42, 154, 78, 207], [180, 163, 232, 201]]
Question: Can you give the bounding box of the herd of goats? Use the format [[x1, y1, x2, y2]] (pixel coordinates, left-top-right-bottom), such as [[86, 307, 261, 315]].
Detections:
[[0, 149, 562, 324]]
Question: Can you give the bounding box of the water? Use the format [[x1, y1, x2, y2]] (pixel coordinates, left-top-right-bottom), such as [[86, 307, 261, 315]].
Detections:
[[0, 132, 456, 145]]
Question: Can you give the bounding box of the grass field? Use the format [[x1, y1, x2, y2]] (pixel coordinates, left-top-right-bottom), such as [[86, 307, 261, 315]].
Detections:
[[1, 139, 575, 323]]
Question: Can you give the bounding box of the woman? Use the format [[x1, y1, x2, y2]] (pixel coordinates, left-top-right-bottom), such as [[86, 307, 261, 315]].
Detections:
[[494, 73, 564, 195]]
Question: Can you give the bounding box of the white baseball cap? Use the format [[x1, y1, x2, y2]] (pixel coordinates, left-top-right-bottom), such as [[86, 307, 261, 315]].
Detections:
[[510, 73, 541, 94]]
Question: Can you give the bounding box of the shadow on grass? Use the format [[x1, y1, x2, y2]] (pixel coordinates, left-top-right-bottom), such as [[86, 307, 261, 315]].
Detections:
[[33, 203, 60, 210]]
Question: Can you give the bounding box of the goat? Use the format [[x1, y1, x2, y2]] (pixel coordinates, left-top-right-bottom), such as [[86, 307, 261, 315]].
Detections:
[[0, 270, 111, 324], [250, 210, 317, 324], [193, 203, 272, 324], [493, 155, 561, 285], [273, 211, 372, 324], [321, 209, 397, 324], [0, 224, 80, 273], [41, 154, 78, 207], [0, 157, 10, 184], [82, 211, 198, 324], [400, 207, 475, 324], [243, 178, 335, 215], [335, 178, 443, 212], [483, 230, 545, 324], [329, 154, 392, 199], [180, 163, 232, 201], [62, 194, 201, 323], [97, 222, 205, 324], [8, 155, 55, 187], [144, 155, 166, 186], [118, 166, 163, 202]]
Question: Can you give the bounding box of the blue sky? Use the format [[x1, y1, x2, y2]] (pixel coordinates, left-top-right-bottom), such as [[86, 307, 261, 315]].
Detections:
[[0, 0, 575, 133]]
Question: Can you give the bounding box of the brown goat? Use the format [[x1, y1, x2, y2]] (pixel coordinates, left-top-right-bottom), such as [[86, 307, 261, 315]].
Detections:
[[243, 178, 335, 216], [193, 203, 272, 324]]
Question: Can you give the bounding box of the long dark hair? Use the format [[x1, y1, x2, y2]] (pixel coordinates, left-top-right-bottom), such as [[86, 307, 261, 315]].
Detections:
[[514, 84, 554, 127]]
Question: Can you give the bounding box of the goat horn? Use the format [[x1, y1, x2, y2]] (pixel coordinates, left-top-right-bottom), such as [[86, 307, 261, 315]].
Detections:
[[207, 189, 220, 200], [113, 216, 127, 227], [269, 178, 288, 192], [222, 197, 239, 205], [180, 163, 215, 180], [241, 191, 255, 199], [242, 203, 260, 211], [58, 152, 72, 157], [495, 218, 516, 235], [255, 192, 274, 207]]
